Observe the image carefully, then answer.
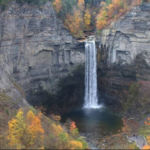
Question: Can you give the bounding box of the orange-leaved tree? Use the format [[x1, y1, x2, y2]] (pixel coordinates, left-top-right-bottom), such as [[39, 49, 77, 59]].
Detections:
[[107, 3, 114, 19], [70, 121, 79, 137], [112, 0, 121, 14], [142, 144, 150, 150], [70, 121, 76, 132], [65, 9, 83, 37], [144, 118, 150, 126], [26, 110, 44, 148], [78, 0, 85, 12]]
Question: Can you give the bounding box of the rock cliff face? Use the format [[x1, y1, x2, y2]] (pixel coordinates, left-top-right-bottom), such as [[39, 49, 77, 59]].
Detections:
[[97, 3, 150, 118], [0, 1, 85, 106], [99, 3, 150, 66], [1, 1, 150, 115]]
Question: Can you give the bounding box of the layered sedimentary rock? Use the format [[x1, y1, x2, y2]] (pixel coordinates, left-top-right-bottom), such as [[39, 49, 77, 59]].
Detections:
[[0, 1, 85, 105], [99, 3, 150, 66], [97, 3, 150, 118]]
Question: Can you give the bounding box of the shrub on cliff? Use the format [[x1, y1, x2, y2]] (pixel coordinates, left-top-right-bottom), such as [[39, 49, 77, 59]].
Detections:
[[0, 0, 48, 8], [123, 81, 150, 117], [16, 0, 47, 6], [0, 0, 10, 11]]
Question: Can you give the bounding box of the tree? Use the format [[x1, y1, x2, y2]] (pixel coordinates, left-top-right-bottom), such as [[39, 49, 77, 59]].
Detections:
[[53, 0, 62, 13], [50, 123, 63, 136], [112, 0, 121, 14], [16, 0, 47, 6], [70, 121, 79, 137], [7, 109, 26, 148], [26, 111, 44, 147], [7, 109, 44, 149], [100, 1, 106, 8], [70, 121, 76, 132], [132, 0, 142, 5], [84, 9, 91, 28], [0, 0, 9, 6], [96, 9, 107, 30], [142, 145, 150, 149], [0, 0, 10, 11], [78, 0, 85, 11], [107, 3, 114, 19], [51, 114, 61, 121], [70, 140, 83, 149], [65, 9, 83, 37]]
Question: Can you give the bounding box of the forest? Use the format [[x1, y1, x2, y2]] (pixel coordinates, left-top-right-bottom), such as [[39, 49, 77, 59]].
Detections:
[[52, 0, 147, 37]]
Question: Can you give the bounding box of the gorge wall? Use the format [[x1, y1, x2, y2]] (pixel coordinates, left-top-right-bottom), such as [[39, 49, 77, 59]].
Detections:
[[0, 1, 85, 108], [97, 3, 150, 118], [99, 3, 150, 66], [1, 1, 150, 115]]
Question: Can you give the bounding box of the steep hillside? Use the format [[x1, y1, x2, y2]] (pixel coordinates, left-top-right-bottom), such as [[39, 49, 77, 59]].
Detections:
[[0, 106, 89, 149]]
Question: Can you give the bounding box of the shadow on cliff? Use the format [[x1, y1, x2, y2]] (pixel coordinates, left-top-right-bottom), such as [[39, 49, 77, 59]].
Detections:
[[97, 51, 150, 119], [26, 65, 86, 114]]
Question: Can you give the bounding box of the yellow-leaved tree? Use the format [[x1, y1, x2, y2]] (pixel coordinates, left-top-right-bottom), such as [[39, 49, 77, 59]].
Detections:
[[50, 123, 63, 136], [107, 3, 114, 19], [7, 109, 44, 149], [70, 140, 83, 149], [96, 10, 107, 30], [65, 9, 83, 37], [7, 109, 26, 149], [84, 9, 91, 29]]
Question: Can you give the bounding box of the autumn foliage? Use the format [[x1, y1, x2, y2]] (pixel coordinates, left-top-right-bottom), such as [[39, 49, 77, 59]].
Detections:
[[51, 114, 61, 121], [145, 118, 150, 126], [52, 0, 62, 13], [70, 140, 83, 149], [142, 145, 150, 150], [0, 107, 88, 149], [139, 118, 150, 149], [70, 121, 79, 137], [78, 0, 85, 11], [96, 0, 143, 30], [7, 109, 44, 149], [53, 0, 144, 37], [84, 9, 91, 28], [70, 121, 76, 132]]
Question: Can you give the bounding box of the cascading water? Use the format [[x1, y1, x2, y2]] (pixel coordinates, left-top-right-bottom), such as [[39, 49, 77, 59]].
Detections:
[[84, 37, 101, 109]]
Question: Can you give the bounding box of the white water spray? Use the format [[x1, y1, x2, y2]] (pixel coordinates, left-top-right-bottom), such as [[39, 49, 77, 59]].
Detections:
[[84, 37, 102, 109]]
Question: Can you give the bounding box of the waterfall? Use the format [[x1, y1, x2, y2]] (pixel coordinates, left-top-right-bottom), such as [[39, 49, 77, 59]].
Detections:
[[84, 37, 101, 109]]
